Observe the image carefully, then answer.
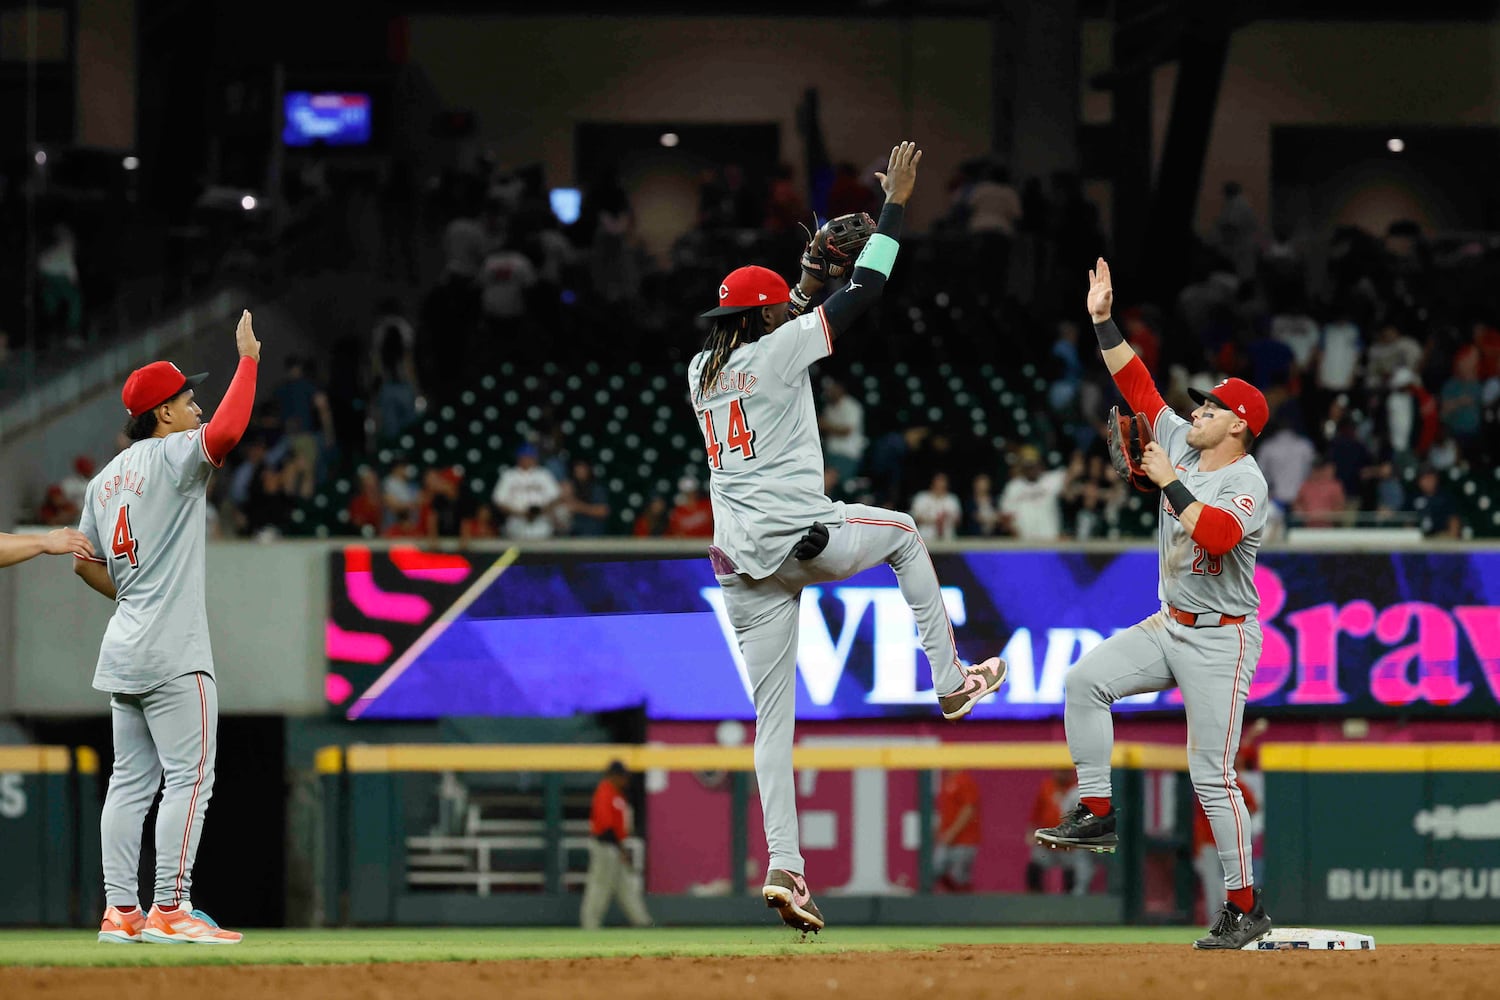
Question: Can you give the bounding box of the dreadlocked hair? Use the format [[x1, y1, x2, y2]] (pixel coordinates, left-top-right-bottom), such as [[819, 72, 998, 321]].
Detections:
[[696, 310, 768, 400]]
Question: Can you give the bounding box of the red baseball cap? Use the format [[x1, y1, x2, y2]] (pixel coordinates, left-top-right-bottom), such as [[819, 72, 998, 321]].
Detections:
[[701, 265, 790, 317], [122, 361, 208, 417], [1189, 377, 1269, 437]]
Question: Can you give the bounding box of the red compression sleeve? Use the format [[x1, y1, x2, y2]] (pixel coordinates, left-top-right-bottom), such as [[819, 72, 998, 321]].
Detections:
[[1191, 505, 1245, 557], [202, 357, 259, 465], [1111, 356, 1170, 427]]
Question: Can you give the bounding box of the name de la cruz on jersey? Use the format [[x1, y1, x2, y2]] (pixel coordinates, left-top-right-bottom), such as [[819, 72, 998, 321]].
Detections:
[[695, 368, 758, 404]]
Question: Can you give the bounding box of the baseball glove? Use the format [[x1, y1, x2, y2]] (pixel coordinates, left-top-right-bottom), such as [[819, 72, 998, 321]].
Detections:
[[800, 212, 876, 281], [1107, 405, 1157, 493]]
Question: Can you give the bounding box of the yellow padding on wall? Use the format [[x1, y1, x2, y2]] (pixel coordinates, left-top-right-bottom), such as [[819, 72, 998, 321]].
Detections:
[[323, 742, 1191, 774], [0, 745, 70, 774], [74, 747, 99, 774], [1260, 742, 1500, 772]]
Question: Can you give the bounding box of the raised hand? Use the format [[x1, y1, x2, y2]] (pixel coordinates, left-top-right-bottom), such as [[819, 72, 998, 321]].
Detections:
[[875, 140, 923, 207], [1087, 257, 1113, 322], [235, 310, 261, 362]]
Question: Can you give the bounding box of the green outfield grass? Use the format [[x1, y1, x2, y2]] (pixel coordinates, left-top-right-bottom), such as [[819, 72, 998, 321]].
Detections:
[[0, 926, 1497, 968]]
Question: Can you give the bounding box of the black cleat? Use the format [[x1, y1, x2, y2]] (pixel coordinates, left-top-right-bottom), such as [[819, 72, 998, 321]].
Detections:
[[1033, 802, 1119, 854], [1194, 889, 1273, 950], [763, 869, 825, 933]]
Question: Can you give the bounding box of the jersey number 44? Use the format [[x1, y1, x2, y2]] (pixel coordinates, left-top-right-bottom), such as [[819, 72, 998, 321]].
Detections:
[[702, 399, 757, 469]]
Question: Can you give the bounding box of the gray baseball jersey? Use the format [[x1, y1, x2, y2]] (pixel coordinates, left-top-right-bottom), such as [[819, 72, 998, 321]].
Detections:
[[688, 307, 837, 580], [77, 428, 218, 694], [1152, 410, 1270, 616]]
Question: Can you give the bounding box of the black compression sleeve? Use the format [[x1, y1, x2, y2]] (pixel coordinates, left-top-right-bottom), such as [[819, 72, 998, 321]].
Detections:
[[1093, 317, 1125, 350], [1163, 479, 1196, 514], [821, 202, 904, 336]]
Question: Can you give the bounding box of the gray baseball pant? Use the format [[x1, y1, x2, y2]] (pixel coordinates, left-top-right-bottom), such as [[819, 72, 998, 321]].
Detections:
[[714, 503, 967, 876], [1064, 610, 1261, 891], [100, 671, 218, 909]]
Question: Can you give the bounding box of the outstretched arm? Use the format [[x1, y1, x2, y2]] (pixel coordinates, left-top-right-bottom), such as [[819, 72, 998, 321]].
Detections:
[[202, 311, 262, 465], [816, 142, 923, 340], [1087, 258, 1169, 422], [0, 528, 95, 567]]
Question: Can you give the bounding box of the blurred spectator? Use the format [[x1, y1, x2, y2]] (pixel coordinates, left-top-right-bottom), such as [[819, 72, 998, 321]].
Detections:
[[37, 223, 83, 346], [965, 162, 1022, 237], [1292, 461, 1347, 528], [911, 472, 962, 540], [1026, 769, 1093, 895], [1413, 468, 1462, 538], [383, 506, 427, 539], [38, 484, 80, 526], [373, 329, 421, 446], [559, 460, 610, 537], [966, 473, 1000, 537], [1315, 314, 1362, 396], [1270, 307, 1320, 371], [933, 769, 981, 893], [382, 460, 422, 528], [1048, 320, 1084, 412], [59, 455, 95, 510], [347, 467, 384, 534], [422, 467, 463, 537], [1061, 452, 1122, 540], [492, 444, 561, 540], [1387, 368, 1439, 457], [1213, 181, 1260, 281], [1257, 421, 1317, 508], [1363, 458, 1406, 522], [443, 199, 498, 283], [1366, 323, 1423, 391], [1326, 418, 1373, 501], [274, 356, 334, 482], [1427, 430, 1461, 472], [819, 379, 866, 483], [999, 446, 1066, 540], [460, 502, 500, 540], [823, 466, 851, 503], [667, 477, 714, 538], [1440, 347, 1483, 455], [633, 496, 670, 537], [480, 239, 539, 326], [371, 299, 417, 384]]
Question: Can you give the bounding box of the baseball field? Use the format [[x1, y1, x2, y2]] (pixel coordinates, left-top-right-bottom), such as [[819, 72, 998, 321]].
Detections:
[[3, 926, 1497, 999]]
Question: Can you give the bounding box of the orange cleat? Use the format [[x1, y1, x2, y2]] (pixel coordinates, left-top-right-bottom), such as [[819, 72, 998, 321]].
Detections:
[[141, 905, 243, 945], [98, 905, 146, 944]]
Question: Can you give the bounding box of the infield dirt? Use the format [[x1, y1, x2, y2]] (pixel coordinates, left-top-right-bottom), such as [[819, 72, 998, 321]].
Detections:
[[6, 943, 1499, 1000]]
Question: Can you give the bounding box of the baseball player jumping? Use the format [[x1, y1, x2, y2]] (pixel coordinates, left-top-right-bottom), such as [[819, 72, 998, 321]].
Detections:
[[1033, 259, 1274, 950], [690, 141, 1006, 933], [74, 311, 261, 945]]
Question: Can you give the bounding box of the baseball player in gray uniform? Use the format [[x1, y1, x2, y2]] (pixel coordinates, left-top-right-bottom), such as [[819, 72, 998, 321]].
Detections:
[[1033, 259, 1274, 949], [690, 142, 1006, 933], [75, 310, 260, 945]]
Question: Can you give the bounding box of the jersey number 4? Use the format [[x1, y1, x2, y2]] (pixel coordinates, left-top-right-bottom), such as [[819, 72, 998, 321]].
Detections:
[[702, 398, 756, 469], [1190, 544, 1222, 576], [111, 506, 140, 568]]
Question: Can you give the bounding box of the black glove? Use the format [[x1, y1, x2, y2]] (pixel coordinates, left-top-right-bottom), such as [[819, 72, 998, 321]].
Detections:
[[793, 522, 830, 560]]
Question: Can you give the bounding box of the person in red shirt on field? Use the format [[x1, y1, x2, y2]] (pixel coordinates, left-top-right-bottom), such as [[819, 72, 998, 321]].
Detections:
[[1027, 769, 1095, 894], [666, 476, 714, 537], [934, 769, 981, 892], [580, 760, 653, 929]]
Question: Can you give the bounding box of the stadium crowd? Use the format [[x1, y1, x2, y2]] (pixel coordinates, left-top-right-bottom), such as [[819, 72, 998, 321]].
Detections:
[[26, 153, 1499, 542]]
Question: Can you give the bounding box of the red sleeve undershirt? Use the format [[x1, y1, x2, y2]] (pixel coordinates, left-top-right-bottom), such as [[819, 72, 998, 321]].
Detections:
[[1192, 505, 1245, 556], [1110, 355, 1170, 429], [203, 357, 259, 465]]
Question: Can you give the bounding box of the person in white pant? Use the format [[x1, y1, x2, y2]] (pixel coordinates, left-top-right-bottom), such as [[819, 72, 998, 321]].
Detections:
[[579, 761, 652, 930]]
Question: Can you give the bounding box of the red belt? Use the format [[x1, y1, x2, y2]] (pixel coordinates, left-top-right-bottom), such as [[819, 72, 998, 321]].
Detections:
[[1168, 605, 1247, 628]]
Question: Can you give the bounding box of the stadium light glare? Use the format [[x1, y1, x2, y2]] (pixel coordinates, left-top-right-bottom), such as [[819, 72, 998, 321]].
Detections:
[[1386, 137, 1405, 153], [660, 132, 680, 148]]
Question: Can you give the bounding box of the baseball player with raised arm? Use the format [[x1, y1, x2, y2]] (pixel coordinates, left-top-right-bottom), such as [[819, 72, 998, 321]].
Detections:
[[74, 310, 260, 945], [690, 141, 1006, 933], [1033, 259, 1274, 950]]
